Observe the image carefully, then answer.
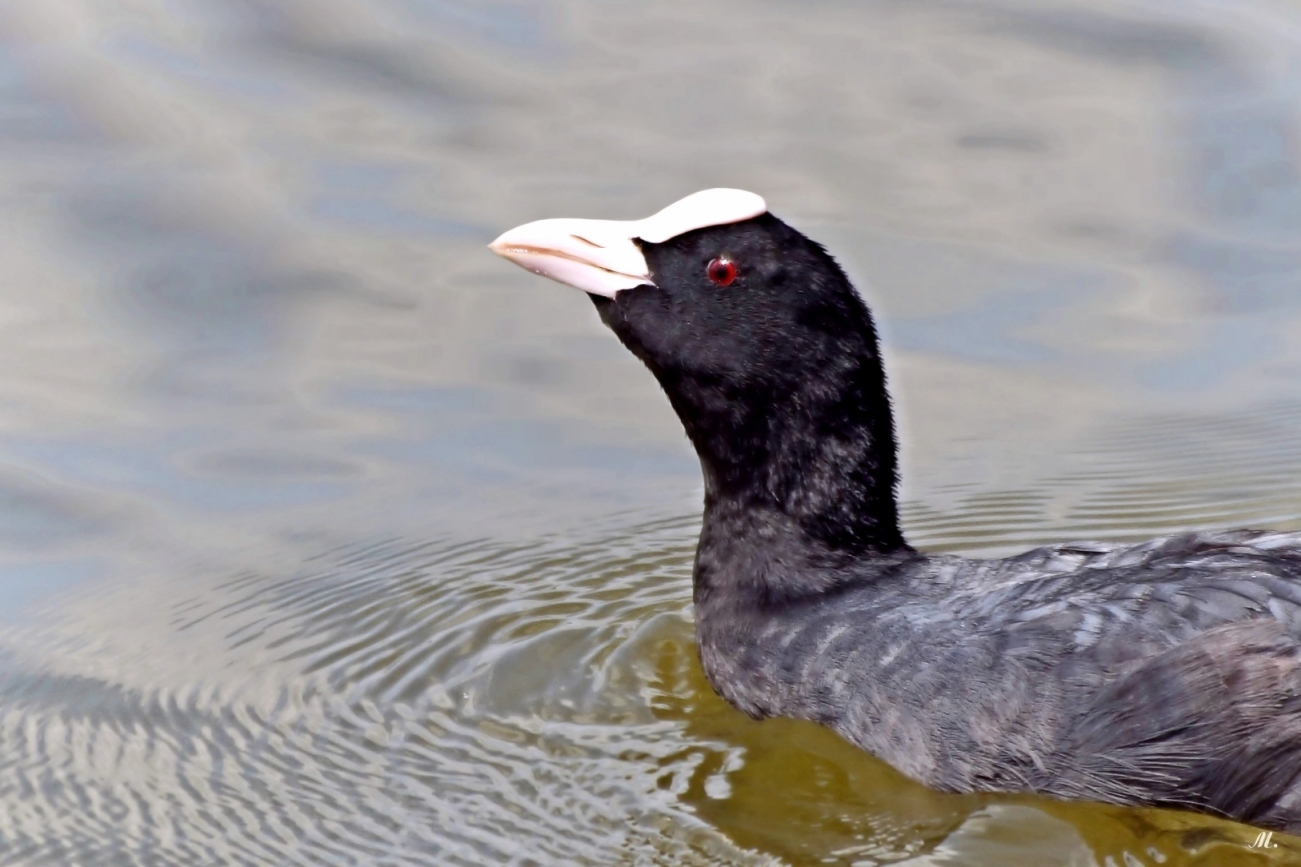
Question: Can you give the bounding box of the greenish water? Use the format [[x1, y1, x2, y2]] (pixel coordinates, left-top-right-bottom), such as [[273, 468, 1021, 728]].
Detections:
[[2, 0, 1301, 863]]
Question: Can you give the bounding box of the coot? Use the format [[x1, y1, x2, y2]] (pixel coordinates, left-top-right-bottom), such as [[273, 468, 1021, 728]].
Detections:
[[490, 189, 1301, 832]]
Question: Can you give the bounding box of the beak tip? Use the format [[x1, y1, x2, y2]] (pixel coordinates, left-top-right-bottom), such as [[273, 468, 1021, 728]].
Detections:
[[487, 217, 649, 296]]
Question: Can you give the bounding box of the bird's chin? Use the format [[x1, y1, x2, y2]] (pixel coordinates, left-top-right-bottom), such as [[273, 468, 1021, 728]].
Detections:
[[587, 289, 636, 340], [587, 285, 651, 312], [586, 292, 618, 334]]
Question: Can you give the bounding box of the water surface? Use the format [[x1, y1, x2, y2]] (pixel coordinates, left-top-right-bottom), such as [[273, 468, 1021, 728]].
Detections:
[[1, 0, 1301, 863]]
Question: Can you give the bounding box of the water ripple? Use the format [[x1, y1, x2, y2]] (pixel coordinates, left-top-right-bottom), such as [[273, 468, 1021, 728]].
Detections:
[[0, 516, 792, 865]]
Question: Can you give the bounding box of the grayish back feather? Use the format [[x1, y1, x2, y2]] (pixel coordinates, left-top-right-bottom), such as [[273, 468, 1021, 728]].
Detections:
[[697, 528, 1301, 831]]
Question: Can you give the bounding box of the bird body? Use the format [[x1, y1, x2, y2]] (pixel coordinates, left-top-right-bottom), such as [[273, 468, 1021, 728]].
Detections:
[[490, 190, 1301, 831], [700, 527, 1301, 828]]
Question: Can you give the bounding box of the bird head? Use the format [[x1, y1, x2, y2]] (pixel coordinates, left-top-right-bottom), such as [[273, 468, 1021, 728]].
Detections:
[[491, 189, 906, 555]]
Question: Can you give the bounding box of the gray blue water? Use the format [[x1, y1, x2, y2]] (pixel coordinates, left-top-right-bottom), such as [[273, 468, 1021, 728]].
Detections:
[[1, 0, 1301, 863]]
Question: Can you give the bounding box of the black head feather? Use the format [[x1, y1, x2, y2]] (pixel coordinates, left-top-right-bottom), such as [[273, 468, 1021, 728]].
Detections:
[[590, 213, 908, 565]]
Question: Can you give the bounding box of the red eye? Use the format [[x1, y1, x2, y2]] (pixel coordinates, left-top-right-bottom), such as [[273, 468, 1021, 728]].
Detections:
[[707, 258, 737, 286]]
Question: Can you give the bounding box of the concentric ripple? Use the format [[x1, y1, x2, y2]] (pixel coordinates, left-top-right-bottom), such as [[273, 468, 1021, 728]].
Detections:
[[4, 0, 1301, 858], [0, 509, 1295, 866], [0, 516, 771, 866]]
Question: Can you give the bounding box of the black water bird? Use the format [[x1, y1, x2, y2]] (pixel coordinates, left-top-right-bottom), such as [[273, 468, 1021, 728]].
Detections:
[[490, 189, 1301, 832]]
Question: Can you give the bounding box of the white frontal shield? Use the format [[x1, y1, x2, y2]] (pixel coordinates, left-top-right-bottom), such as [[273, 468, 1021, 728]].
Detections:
[[489, 189, 767, 297]]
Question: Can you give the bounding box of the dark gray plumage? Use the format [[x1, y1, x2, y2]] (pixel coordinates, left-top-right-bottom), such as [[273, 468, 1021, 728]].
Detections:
[[493, 196, 1301, 832], [697, 528, 1301, 829]]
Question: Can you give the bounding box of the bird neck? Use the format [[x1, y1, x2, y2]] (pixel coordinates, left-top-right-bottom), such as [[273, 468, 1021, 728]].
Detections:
[[672, 340, 910, 572]]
